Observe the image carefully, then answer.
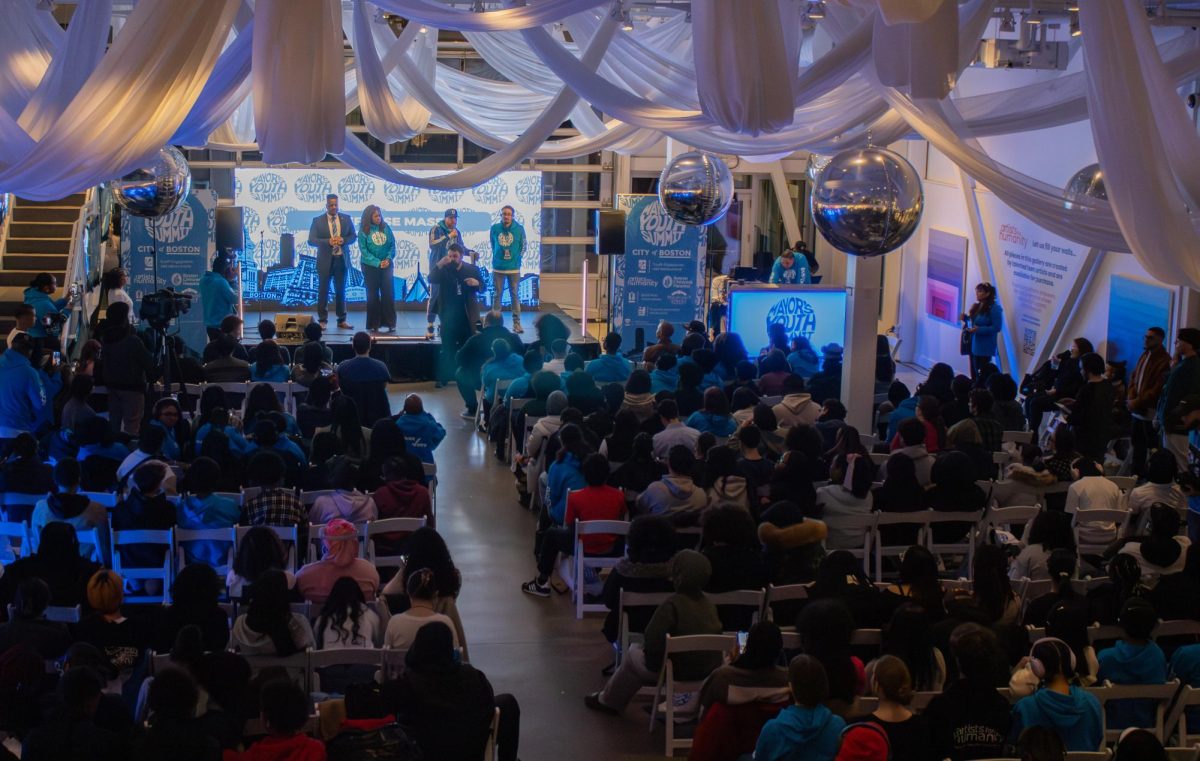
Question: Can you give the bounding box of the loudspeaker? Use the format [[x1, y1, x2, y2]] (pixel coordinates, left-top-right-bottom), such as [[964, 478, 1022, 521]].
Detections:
[[216, 207, 245, 252], [279, 233, 295, 268], [595, 210, 626, 255], [274, 313, 313, 341]]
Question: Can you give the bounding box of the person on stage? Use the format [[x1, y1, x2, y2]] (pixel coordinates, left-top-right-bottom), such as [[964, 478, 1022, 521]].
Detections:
[[961, 282, 1003, 380], [199, 254, 239, 343], [426, 208, 460, 340], [768, 248, 810, 285], [307, 193, 356, 330], [358, 204, 396, 334], [489, 205, 526, 333], [431, 243, 480, 387]]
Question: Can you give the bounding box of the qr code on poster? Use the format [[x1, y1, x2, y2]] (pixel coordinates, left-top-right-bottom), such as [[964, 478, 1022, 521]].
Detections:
[[1023, 328, 1037, 356]]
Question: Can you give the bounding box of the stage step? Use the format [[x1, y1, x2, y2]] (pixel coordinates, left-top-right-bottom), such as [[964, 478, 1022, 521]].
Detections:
[[3, 253, 69, 271], [9, 221, 74, 239], [6, 237, 71, 255], [16, 194, 86, 208], [0, 193, 86, 343], [0, 271, 42, 287], [12, 206, 79, 223]]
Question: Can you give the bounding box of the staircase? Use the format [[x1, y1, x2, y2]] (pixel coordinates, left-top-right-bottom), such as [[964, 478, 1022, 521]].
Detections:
[[0, 193, 86, 338]]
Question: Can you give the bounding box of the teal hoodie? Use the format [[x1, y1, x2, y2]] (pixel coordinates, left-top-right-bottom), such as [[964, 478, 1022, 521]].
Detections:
[[199, 271, 237, 329], [753, 704, 845, 761], [1096, 639, 1168, 730], [650, 366, 679, 394], [359, 223, 396, 268], [1011, 686, 1103, 752], [22, 286, 68, 339], [489, 220, 526, 272]]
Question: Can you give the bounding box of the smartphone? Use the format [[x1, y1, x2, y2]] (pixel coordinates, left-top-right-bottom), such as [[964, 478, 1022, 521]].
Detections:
[[51, 351, 61, 367], [736, 631, 748, 654]]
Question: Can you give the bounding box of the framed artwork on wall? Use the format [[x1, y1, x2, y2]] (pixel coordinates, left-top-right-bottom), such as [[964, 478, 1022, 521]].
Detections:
[[1106, 275, 1173, 367], [925, 229, 969, 325]]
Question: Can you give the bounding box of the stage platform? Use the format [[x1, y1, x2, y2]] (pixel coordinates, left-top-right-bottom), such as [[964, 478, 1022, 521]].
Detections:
[[240, 304, 597, 382]]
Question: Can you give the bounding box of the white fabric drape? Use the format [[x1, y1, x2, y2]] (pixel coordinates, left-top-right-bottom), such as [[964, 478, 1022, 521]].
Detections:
[[17, 0, 112, 140], [0, 0, 238, 200], [1080, 0, 1200, 287], [369, 0, 607, 32], [253, 0, 345, 164], [173, 21, 255, 147], [0, 0, 63, 121], [351, 2, 432, 143]]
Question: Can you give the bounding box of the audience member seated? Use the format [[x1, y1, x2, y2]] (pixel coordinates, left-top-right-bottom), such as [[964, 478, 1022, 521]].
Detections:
[[248, 319, 285, 365], [381, 622, 521, 761], [1115, 503, 1190, 587], [290, 343, 334, 393], [807, 343, 844, 404], [384, 567, 461, 651], [600, 409, 639, 463], [228, 569, 314, 655], [295, 376, 334, 440], [945, 418, 992, 480], [795, 599, 865, 715], [880, 419, 934, 486], [881, 547, 946, 622], [729, 386, 760, 428], [296, 518, 379, 605], [20, 667, 124, 761], [785, 335, 819, 378], [1022, 550, 1082, 627], [249, 418, 306, 480], [152, 564, 229, 653], [522, 453, 625, 597], [246, 339, 288, 384], [372, 455, 433, 532], [380, 527, 469, 656], [700, 505, 766, 599], [758, 500, 827, 585], [651, 399, 700, 460], [587, 332, 633, 383], [806, 552, 885, 629], [1095, 597, 1167, 730], [0, 578, 73, 658], [756, 351, 791, 397], [868, 603, 945, 693], [225, 679, 326, 761], [226, 526, 296, 601], [641, 320, 679, 368], [753, 405, 787, 458], [750, 654, 846, 761], [924, 623, 1012, 760], [394, 393, 445, 466], [1112, 729, 1170, 761], [1128, 450, 1187, 531], [649, 353, 680, 396], [968, 388, 1004, 452], [147, 397, 189, 461], [703, 446, 751, 512], [315, 576, 381, 649], [850, 655, 930, 761], [736, 426, 774, 495], [565, 371, 604, 415], [308, 459, 377, 524], [74, 569, 149, 673], [637, 445, 707, 525], [814, 399, 849, 451], [925, 451, 987, 543], [31, 459, 106, 555], [112, 462, 176, 573], [872, 454, 926, 548], [674, 361, 705, 418], [944, 545, 1020, 627], [545, 422, 591, 523], [357, 418, 419, 492], [202, 336, 252, 383], [610, 432, 665, 494], [61, 372, 98, 432], [989, 372, 1027, 431], [0, 521, 99, 611], [481, 339, 524, 410], [193, 406, 252, 458], [816, 453, 874, 549], [773, 374, 819, 429], [117, 426, 175, 495], [586, 550, 722, 715], [201, 315, 251, 363], [132, 667, 222, 761], [618, 369, 655, 423], [0, 432, 54, 498], [1009, 637, 1103, 752], [77, 416, 130, 489], [240, 450, 306, 532], [1065, 457, 1123, 549]]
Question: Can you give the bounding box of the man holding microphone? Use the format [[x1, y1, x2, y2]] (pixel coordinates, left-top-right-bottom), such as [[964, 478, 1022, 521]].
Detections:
[[427, 208, 460, 340]]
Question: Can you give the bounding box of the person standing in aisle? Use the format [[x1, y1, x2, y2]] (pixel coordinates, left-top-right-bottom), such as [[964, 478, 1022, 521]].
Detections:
[[432, 244, 479, 388], [1126, 327, 1171, 478], [490, 205, 526, 333], [307, 193, 356, 330], [1157, 327, 1200, 469], [358, 205, 396, 334], [426, 208, 460, 340], [961, 282, 1004, 381]]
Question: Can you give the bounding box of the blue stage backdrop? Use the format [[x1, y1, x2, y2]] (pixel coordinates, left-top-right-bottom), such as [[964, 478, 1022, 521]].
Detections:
[[728, 287, 848, 356], [610, 194, 707, 347], [234, 168, 543, 309], [121, 189, 217, 355]]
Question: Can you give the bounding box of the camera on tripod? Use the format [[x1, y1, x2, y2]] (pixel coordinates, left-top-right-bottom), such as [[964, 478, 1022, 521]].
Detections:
[[140, 288, 192, 329]]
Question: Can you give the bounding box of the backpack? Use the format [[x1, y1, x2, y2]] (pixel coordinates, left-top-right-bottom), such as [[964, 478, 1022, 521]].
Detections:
[[326, 722, 422, 761]]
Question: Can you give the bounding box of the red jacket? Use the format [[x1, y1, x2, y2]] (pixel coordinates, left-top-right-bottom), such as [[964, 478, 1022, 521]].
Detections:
[[224, 734, 326, 761], [564, 485, 626, 554], [689, 701, 786, 761]]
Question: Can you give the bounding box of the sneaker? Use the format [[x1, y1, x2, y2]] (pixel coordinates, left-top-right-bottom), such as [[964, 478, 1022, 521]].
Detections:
[[461, 409, 476, 419], [521, 578, 550, 598], [584, 692, 620, 716], [425, 323, 435, 340], [513, 322, 524, 334], [318, 318, 328, 325]]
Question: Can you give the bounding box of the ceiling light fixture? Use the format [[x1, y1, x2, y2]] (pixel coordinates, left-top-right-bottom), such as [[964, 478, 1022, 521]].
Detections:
[[805, 1, 826, 20], [419, 24, 428, 33]]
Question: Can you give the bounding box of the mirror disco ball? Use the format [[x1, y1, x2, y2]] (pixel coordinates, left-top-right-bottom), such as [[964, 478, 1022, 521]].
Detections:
[[111, 145, 192, 218], [1064, 163, 1106, 208], [811, 147, 923, 257], [657, 151, 734, 226]]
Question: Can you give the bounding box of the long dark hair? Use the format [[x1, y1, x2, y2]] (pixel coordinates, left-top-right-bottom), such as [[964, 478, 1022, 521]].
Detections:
[[359, 204, 383, 234], [882, 603, 937, 691], [244, 383, 283, 426], [402, 528, 462, 599], [796, 599, 858, 703], [244, 570, 299, 656], [233, 526, 287, 584], [316, 576, 368, 648], [972, 544, 1016, 622], [733, 621, 784, 670], [969, 282, 996, 317], [329, 396, 366, 459], [555, 423, 593, 464]]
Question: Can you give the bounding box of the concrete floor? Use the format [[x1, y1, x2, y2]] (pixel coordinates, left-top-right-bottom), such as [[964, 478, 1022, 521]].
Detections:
[[387, 382, 663, 761]]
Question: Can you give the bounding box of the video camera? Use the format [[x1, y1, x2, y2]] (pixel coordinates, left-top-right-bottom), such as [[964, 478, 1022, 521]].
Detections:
[[140, 288, 192, 328]]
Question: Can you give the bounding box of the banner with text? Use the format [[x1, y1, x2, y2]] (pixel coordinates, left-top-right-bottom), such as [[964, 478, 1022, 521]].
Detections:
[[121, 189, 217, 355], [234, 168, 542, 309], [976, 194, 1088, 377], [610, 194, 707, 347]]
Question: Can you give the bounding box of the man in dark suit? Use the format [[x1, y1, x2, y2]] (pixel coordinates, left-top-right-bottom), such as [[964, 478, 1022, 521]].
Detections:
[[307, 193, 357, 329]]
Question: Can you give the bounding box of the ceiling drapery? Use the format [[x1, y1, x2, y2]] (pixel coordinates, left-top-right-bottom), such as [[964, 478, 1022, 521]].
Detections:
[[1, 0, 1199, 285]]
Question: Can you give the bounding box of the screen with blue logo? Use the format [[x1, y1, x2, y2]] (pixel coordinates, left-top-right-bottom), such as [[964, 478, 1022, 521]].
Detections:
[[728, 287, 848, 355], [234, 168, 542, 309]]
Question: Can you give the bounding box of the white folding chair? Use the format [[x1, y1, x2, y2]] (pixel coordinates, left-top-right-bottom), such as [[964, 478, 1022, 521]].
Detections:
[[110, 523, 174, 603], [1096, 680, 1179, 743], [423, 463, 438, 518], [0, 521, 31, 563], [1072, 508, 1132, 556], [869, 452, 890, 467], [1105, 476, 1137, 493], [1086, 624, 1127, 648], [1154, 620, 1200, 639], [849, 628, 883, 648], [1002, 430, 1035, 445], [1165, 748, 1199, 761], [676, 526, 703, 550], [872, 511, 930, 582], [506, 397, 529, 464], [366, 517, 428, 567], [174, 526, 236, 578], [763, 583, 810, 626], [482, 706, 501, 761], [560, 520, 630, 619], [0, 492, 48, 523], [707, 589, 766, 633], [983, 505, 1041, 536], [308, 648, 384, 693], [522, 416, 542, 455], [649, 634, 736, 755], [820, 512, 876, 576], [45, 604, 82, 623], [1165, 684, 1200, 747], [923, 509, 984, 578], [81, 491, 119, 508], [759, 395, 783, 406], [214, 492, 243, 507], [239, 651, 311, 692], [1065, 752, 1112, 761], [381, 646, 408, 680], [617, 590, 671, 666], [235, 524, 300, 572]]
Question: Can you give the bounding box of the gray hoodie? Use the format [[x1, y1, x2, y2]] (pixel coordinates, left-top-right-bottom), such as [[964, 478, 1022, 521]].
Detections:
[[228, 612, 314, 655], [638, 474, 708, 526], [773, 393, 820, 428]]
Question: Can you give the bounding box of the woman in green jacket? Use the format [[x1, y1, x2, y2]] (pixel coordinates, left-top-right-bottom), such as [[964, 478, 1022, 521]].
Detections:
[[359, 204, 396, 333]]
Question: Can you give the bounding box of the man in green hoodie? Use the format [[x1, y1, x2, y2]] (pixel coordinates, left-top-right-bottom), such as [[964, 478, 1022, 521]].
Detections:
[[489, 205, 526, 333], [585, 549, 723, 715]]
